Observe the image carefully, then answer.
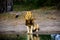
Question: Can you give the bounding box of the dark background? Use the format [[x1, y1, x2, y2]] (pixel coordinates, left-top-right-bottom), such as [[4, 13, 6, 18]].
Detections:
[[0, 0, 60, 13]]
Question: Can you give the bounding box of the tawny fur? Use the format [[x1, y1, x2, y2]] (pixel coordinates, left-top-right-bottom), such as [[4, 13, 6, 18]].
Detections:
[[24, 11, 39, 33]]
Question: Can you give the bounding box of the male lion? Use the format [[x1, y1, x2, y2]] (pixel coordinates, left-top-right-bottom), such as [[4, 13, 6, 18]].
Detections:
[[24, 11, 34, 26], [24, 11, 39, 34]]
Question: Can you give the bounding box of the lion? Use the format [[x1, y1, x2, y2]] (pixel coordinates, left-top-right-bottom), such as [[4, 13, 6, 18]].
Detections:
[[24, 11, 39, 34], [24, 11, 34, 26], [33, 24, 39, 32]]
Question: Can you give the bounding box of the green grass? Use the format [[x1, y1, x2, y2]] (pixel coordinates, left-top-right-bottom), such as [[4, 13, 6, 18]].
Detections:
[[13, 4, 56, 11], [13, 4, 40, 11]]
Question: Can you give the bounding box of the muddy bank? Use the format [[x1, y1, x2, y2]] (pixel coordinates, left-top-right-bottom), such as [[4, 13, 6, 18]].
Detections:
[[0, 9, 60, 34]]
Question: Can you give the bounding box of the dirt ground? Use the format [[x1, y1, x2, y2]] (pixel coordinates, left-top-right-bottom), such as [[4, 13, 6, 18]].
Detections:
[[0, 9, 60, 34]]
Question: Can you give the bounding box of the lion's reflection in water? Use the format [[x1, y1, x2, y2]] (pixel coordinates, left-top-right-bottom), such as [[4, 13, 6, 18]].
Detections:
[[27, 34, 40, 40]]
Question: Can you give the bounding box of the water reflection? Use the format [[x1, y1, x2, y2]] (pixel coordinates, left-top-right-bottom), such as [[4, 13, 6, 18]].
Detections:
[[51, 34, 60, 40], [27, 34, 40, 40], [0, 33, 60, 40]]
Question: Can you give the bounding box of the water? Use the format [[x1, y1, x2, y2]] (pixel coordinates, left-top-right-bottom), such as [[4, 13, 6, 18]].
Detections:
[[0, 34, 60, 40]]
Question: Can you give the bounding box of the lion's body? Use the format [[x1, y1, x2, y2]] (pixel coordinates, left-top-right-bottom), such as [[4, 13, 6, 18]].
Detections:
[[24, 11, 39, 34]]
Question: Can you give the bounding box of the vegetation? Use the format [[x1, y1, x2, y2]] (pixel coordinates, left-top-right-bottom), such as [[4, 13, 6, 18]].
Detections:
[[13, 0, 60, 11], [0, 0, 60, 12]]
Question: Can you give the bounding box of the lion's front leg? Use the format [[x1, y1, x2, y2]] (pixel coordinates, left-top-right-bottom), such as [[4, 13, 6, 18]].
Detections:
[[26, 26, 33, 34], [26, 26, 29, 33], [30, 26, 33, 34]]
